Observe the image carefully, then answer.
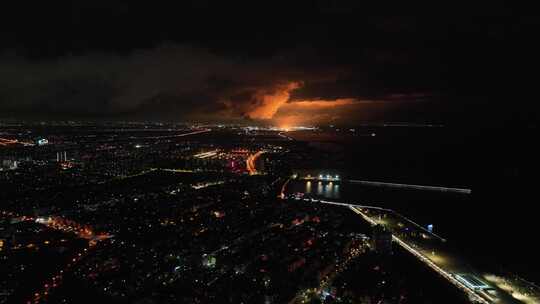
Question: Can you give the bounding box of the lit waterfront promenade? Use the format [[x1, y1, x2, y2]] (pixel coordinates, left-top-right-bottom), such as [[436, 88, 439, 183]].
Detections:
[[285, 194, 538, 304]]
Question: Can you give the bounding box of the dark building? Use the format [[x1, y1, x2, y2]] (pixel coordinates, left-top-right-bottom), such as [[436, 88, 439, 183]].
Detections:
[[371, 225, 392, 254]]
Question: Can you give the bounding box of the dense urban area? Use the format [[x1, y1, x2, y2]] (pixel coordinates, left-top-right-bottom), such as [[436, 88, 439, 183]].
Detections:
[[1, 121, 539, 304]]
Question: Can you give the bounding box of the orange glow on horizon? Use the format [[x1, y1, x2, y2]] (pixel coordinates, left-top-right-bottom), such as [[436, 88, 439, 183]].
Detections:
[[286, 98, 356, 108], [272, 98, 358, 126], [226, 80, 360, 126], [246, 82, 302, 120]]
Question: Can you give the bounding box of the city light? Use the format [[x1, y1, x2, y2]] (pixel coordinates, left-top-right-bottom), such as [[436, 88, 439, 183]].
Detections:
[[2, 11, 538, 304], [0, 122, 536, 304]]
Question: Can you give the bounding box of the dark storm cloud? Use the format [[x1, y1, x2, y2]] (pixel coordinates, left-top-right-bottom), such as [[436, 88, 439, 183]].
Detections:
[[0, 39, 436, 122], [0, 45, 313, 121], [1, 4, 539, 125]]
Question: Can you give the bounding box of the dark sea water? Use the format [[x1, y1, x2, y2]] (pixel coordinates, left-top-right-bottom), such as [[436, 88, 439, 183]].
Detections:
[[287, 125, 540, 284]]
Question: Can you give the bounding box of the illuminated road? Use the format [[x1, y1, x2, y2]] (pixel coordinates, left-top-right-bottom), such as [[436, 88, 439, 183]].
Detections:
[[0, 212, 112, 304], [0, 137, 35, 146], [130, 128, 211, 140], [193, 150, 218, 159], [246, 150, 265, 175], [348, 206, 490, 304], [192, 181, 225, 189], [347, 203, 538, 304], [30, 217, 111, 303], [29, 245, 95, 304], [349, 205, 540, 304], [283, 195, 534, 304], [279, 177, 292, 199], [290, 240, 367, 304], [0, 137, 21, 146], [35, 216, 112, 244], [278, 132, 294, 141]]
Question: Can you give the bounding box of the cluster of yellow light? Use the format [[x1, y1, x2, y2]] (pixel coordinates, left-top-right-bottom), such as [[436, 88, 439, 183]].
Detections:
[[483, 274, 539, 304]]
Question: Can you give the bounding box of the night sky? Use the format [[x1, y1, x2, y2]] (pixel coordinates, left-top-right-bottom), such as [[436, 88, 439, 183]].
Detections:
[[1, 2, 539, 126]]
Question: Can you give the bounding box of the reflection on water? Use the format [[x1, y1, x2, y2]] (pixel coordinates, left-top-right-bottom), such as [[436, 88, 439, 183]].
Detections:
[[306, 180, 340, 199]]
